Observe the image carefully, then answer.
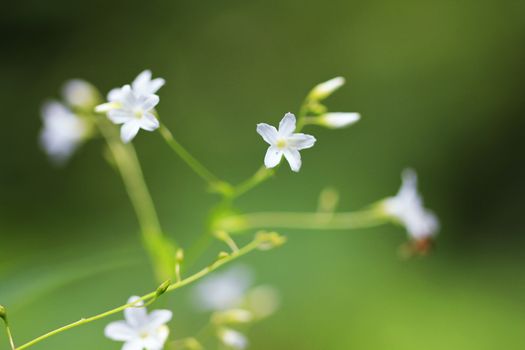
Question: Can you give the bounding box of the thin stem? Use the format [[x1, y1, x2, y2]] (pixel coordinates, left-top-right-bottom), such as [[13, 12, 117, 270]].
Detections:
[[159, 124, 232, 195], [232, 166, 274, 198], [15, 238, 263, 350], [217, 208, 387, 233], [96, 118, 176, 282], [4, 321, 16, 350]]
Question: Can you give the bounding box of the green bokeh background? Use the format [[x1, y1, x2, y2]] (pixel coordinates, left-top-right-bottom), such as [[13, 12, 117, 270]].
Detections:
[[1, 0, 525, 349]]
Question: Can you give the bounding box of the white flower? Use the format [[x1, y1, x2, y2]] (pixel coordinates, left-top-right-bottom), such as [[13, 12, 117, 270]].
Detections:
[[62, 79, 98, 108], [256, 113, 316, 172], [319, 112, 360, 129], [107, 70, 165, 103], [218, 328, 248, 350], [383, 169, 439, 240], [105, 85, 160, 143], [194, 265, 253, 311], [308, 76, 345, 100], [105, 296, 172, 350], [40, 101, 90, 163]]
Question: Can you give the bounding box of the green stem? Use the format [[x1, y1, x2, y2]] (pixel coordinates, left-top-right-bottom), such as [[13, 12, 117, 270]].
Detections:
[[15, 238, 263, 350], [4, 321, 16, 350], [217, 208, 387, 233], [232, 166, 274, 198], [96, 118, 176, 282], [159, 124, 233, 196]]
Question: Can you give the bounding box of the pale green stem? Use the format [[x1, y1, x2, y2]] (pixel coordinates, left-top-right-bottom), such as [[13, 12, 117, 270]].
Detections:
[[217, 208, 387, 233], [4, 321, 16, 350], [96, 118, 176, 282], [158, 124, 233, 196], [14, 238, 263, 350]]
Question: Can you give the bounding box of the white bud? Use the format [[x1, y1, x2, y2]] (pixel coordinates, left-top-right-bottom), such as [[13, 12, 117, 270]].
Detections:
[[62, 79, 98, 109], [320, 112, 360, 129], [218, 328, 248, 350], [309, 77, 345, 100]]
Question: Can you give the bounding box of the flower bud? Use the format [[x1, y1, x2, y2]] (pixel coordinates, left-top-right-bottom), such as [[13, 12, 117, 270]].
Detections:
[[176, 248, 184, 263], [319, 112, 360, 129], [255, 231, 286, 250], [217, 328, 248, 350], [212, 308, 253, 325], [308, 77, 345, 101], [0, 305, 6, 321], [62, 79, 99, 109], [245, 285, 280, 319], [156, 280, 171, 296]]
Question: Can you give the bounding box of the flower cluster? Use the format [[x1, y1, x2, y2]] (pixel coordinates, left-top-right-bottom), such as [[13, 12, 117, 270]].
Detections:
[[256, 77, 360, 172], [193, 265, 280, 349], [39, 80, 98, 163], [96, 70, 164, 143]]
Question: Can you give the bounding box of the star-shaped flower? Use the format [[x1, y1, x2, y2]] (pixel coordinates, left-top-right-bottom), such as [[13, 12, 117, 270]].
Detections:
[[105, 85, 160, 143], [383, 169, 439, 241], [256, 113, 316, 172], [104, 296, 172, 350], [40, 101, 90, 164]]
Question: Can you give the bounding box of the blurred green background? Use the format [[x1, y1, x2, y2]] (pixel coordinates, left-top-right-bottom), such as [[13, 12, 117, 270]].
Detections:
[[1, 0, 525, 349]]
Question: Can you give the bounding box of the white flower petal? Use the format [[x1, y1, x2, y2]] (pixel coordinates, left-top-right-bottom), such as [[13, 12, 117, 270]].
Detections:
[[264, 146, 283, 169], [62, 79, 97, 108], [108, 87, 124, 102], [141, 95, 159, 112], [104, 321, 135, 341], [256, 123, 279, 145], [147, 310, 173, 330], [124, 296, 148, 327], [41, 101, 70, 121], [321, 112, 360, 129], [132, 70, 152, 91], [283, 148, 302, 172], [288, 133, 316, 150], [142, 325, 169, 350], [122, 340, 144, 350], [148, 78, 166, 94], [108, 110, 132, 124], [278, 113, 296, 136], [120, 121, 141, 143], [139, 113, 160, 131]]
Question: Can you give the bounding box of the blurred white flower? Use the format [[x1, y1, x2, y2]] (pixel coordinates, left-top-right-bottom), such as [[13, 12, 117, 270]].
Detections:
[[104, 296, 172, 350], [105, 85, 160, 143], [319, 112, 360, 129], [194, 265, 253, 311], [256, 113, 316, 172], [308, 76, 345, 101], [40, 101, 90, 163], [218, 328, 248, 350], [62, 79, 98, 109], [245, 285, 280, 319], [383, 169, 439, 241]]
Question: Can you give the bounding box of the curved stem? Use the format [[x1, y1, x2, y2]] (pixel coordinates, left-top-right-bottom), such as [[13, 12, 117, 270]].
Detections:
[[15, 238, 264, 350], [159, 124, 233, 196], [96, 118, 176, 282]]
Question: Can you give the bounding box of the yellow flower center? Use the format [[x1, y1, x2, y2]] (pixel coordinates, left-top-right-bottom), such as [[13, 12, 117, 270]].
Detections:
[[276, 139, 287, 149]]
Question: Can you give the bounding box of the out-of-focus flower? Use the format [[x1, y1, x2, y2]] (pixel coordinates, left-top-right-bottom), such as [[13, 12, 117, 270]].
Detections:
[[308, 77, 345, 101], [319, 112, 360, 129], [104, 296, 172, 350], [40, 101, 90, 163], [193, 265, 253, 312], [104, 85, 160, 143], [245, 285, 280, 320], [256, 113, 316, 172], [218, 328, 248, 350], [62, 79, 99, 109], [383, 169, 439, 242]]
